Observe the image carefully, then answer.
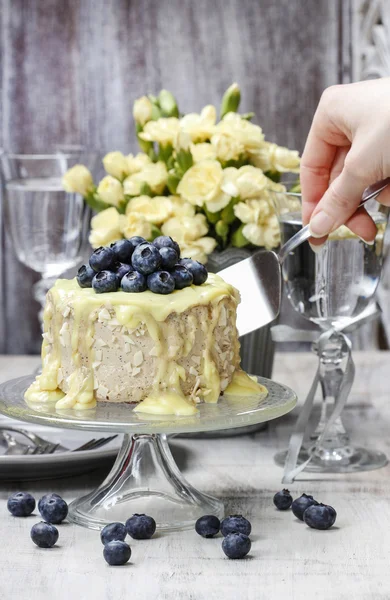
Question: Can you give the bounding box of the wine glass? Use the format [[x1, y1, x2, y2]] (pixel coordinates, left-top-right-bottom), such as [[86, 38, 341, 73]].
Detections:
[[271, 189, 388, 473], [0, 152, 96, 323]]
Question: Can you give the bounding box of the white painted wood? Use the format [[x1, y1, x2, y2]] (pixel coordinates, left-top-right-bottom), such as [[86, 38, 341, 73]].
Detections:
[[0, 352, 389, 599]]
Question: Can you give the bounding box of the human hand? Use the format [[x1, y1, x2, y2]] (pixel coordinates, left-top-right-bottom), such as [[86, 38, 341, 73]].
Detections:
[[300, 77, 390, 246]]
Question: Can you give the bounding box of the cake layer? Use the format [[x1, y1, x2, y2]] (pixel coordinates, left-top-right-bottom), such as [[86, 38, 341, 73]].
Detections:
[[26, 273, 246, 415]]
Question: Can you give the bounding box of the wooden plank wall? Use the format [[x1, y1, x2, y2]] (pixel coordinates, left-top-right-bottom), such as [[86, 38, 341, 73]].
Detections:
[[0, 0, 343, 353]]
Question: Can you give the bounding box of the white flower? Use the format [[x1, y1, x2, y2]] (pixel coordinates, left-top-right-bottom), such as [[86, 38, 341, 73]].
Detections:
[[180, 105, 217, 142], [133, 95, 154, 126], [227, 165, 269, 200], [139, 117, 180, 147], [89, 207, 123, 248], [102, 151, 130, 180], [177, 160, 231, 212], [175, 130, 191, 152], [249, 142, 300, 173], [162, 213, 209, 243], [180, 237, 217, 264], [126, 195, 173, 225], [123, 161, 168, 196], [234, 198, 280, 249], [97, 175, 125, 207], [210, 133, 245, 162], [170, 195, 196, 218], [190, 143, 217, 163], [214, 112, 264, 152], [126, 152, 152, 174], [120, 212, 152, 241], [62, 165, 94, 196]]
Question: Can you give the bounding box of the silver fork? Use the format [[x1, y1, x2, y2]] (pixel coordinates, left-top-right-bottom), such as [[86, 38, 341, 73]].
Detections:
[[0, 429, 118, 455]]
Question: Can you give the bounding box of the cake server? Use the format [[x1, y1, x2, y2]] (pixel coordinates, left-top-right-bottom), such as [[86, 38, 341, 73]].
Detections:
[[218, 178, 390, 337]]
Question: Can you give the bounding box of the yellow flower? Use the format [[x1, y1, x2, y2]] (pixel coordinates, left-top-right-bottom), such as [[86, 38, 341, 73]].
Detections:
[[170, 195, 196, 218], [249, 142, 300, 173], [175, 130, 191, 152], [210, 133, 245, 162], [133, 95, 154, 126], [120, 212, 152, 241], [62, 165, 94, 196], [177, 160, 230, 212], [228, 165, 269, 200], [180, 105, 217, 142], [126, 152, 152, 174], [139, 117, 180, 147], [190, 143, 217, 163], [214, 112, 264, 152], [123, 161, 168, 196], [89, 207, 123, 248], [234, 198, 280, 249], [126, 195, 173, 225], [161, 213, 208, 243], [102, 151, 130, 180], [180, 237, 217, 264], [97, 175, 125, 207]]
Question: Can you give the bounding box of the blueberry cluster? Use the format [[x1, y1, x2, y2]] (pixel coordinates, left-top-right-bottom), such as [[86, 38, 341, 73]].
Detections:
[[195, 514, 252, 560], [77, 236, 208, 295], [273, 489, 337, 530], [7, 491, 68, 549], [101, 513, 156, 565]]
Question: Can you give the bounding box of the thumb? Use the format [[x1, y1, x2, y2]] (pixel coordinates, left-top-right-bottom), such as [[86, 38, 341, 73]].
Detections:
[[309, 153, 377, 240]]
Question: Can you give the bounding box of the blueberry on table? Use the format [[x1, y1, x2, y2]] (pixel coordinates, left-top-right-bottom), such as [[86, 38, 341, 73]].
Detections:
[[77, 264, 95, 288], [147, 271, 175, 295], [222, 533, 251, 559], [103, 540, 131, 566], [38, 493, 68, 524], [179, 258, 207, 285], [125, 514, 156, 539], [89, 246, 116, 272], [7, 492, 36, 517], [30, 522, 59, 548], [121, 271, 147, 293], [273, 489, 293, 511], [220, 515, 252, 537], [100, 522, 127, 545], [153, 235, 180, 258], [110, 239, 135, 263], [115, 263, 133, 282], [195, 515, 220, 538], [131, 243, 162, 275], [303, 503, 337, 530], [170, 265, 193, 290], [291, 494, 318, 521], [159, 246, 178, 270], [92, 271, 119, 294]]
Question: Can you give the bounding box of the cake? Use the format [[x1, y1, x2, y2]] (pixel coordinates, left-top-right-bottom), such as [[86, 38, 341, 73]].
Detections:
[[25, 237, 267, 415]]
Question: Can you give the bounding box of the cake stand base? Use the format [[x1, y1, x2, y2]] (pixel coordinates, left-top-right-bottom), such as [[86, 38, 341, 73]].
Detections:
[[274, 446, 388, 474], [68, 433, 223, 531]]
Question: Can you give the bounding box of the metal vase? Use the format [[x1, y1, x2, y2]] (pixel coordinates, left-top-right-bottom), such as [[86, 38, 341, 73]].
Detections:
[[180, 247, 274, 438]]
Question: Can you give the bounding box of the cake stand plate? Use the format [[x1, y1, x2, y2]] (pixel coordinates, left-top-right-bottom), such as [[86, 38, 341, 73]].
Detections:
[[0, 375, 296, 531]]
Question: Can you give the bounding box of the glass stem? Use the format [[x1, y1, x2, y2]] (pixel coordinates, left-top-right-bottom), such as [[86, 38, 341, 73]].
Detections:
[[33, 275, 58, 328], [310, 334, 350, 457]]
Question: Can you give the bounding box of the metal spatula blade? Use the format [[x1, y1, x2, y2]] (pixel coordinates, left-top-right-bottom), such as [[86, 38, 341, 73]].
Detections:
[[218, 250, 281, 337]]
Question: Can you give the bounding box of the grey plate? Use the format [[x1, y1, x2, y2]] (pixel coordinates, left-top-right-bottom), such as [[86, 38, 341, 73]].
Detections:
[[0, 375, 297, 435]]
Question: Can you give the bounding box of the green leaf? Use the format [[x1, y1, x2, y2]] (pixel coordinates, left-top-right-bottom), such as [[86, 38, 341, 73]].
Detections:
[[220, 83, 241, 119], [264, 170, 281, 183], [157, 143, 174, 164], [221, 197, 240, 224], [167, 172, 181, 194], [204, 207, 221, 224], [289, 178, 301, 193], [176, 148, 193, 174], [84, 192, 111, 213], [151, 104, 162, 120], [150, 225, 162, 240], [137, 133, 154, 155], [139, 182, 153, 196], [231, 224, 249, 248], [158, 89, 179, 118]]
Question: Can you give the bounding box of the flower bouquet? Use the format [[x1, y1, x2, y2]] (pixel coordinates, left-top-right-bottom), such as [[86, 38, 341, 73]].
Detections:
[[62, 83, 301, 265]]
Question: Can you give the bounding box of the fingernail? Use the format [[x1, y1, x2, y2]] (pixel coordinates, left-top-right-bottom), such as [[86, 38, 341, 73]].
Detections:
[[359, 237, 375, 245], [309, 211, 335, 238], [309, 242, 325, 254]]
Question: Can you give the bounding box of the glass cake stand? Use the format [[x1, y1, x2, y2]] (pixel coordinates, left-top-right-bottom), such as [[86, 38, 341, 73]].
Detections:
[[0, 374, 296, 531]]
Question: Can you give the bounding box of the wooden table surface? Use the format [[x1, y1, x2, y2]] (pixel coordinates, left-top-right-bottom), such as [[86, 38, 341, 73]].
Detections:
[[0, 352, 390, 600]]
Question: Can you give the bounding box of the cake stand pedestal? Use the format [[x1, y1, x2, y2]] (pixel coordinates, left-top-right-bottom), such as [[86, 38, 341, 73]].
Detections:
[[0, 375, 296, 531]]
